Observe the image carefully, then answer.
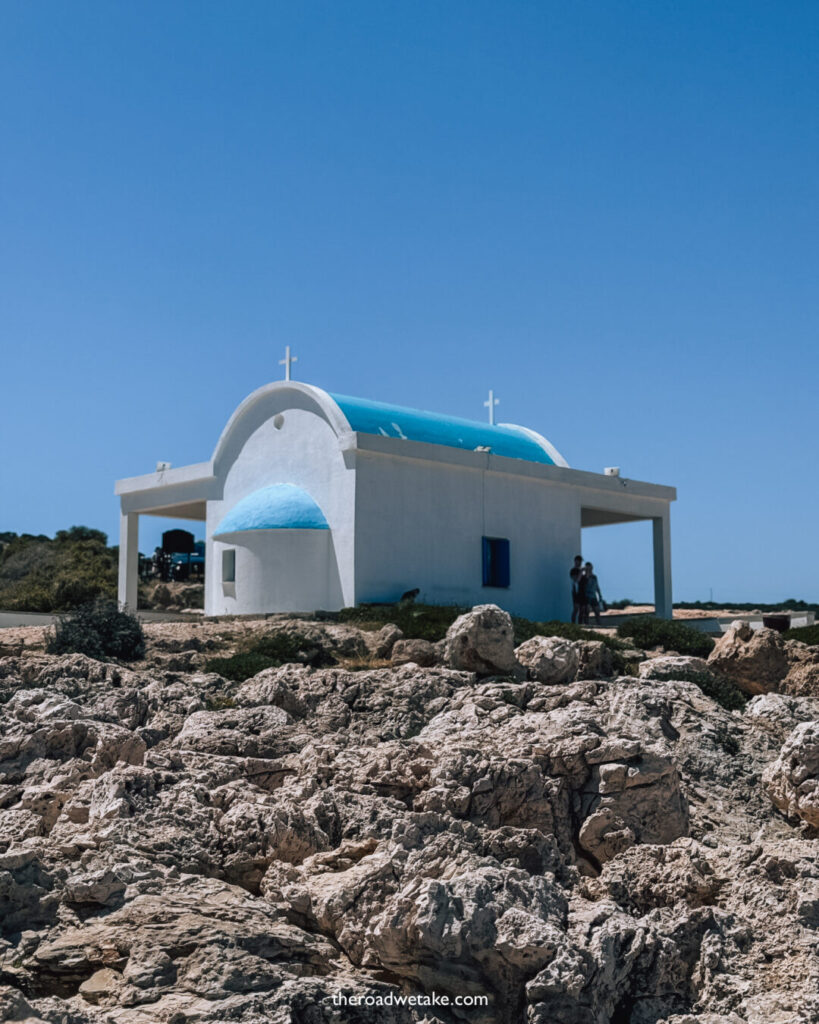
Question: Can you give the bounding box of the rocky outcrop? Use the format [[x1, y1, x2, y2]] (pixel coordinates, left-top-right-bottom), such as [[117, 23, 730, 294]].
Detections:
[[0, 616, 818, 1023], [780, 658, 819, 697], [707, 622, 789, 694], [367, 623, 404, 659], [515, 637, 579, 685], [640, 655, 712, 680], [707, 621, 819, 697], [444, 604, 520, 676], [764, 721, 819, 828], [573, 639, 614, 679], [391, 638, 437, 668]]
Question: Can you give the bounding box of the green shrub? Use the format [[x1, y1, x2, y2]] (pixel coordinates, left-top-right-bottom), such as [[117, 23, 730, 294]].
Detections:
[[0, 527, 117, 612], [338, 603, 470, 643], [784, 624, 819, 646], [47, 599, 145, 661], [204, 629, 337, 682], [204, 651, 278, 682], [647, 667, 747, 712], [251, 631, 335, 667], [616, 618, 715, 658], [697, 674, 747, 712]]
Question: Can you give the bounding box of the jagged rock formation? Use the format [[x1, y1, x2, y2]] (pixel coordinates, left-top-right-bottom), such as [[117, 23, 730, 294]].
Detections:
[[707, 620, 819, 697], [0, 609, 817, 1023]]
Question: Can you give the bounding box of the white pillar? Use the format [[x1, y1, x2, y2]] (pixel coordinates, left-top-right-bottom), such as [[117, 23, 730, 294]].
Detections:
[[118, 511, 139, 611], [652, 512, 672, 619]]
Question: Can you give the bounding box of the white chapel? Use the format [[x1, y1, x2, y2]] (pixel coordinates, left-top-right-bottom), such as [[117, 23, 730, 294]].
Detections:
[[115, 380, 675, 621]]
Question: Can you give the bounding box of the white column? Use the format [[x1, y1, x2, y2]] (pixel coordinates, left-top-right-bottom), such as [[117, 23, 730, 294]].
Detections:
[[118, 511, 139, 611], [653, 511, 672, 619]]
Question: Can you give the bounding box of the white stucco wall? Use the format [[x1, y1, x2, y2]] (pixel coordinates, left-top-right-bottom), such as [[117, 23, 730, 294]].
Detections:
[[352, 450, 580, 621], [204, 402, 356, 615], [212, 530, 343, 615]]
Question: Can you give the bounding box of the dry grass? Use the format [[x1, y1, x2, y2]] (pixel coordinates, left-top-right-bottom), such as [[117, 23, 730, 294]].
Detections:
[[336, 654, 393, 672]]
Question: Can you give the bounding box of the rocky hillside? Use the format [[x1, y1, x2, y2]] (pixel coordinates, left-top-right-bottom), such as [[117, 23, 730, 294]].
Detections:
[[0, 607, 818, 1023]]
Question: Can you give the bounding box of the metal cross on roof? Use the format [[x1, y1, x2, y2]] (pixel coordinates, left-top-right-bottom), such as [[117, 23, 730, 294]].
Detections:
[[484, 389, 499, 425], [279, 345, 298, 381]]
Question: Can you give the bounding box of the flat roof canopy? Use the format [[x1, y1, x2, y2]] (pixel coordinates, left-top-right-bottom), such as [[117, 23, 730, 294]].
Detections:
[[581, 507, 651, 527], [137, 501, 207, 521]]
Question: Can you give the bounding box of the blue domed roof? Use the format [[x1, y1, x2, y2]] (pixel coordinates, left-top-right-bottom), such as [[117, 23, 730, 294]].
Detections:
[[329, 393, 565, 466], [214, 484, 329, 535]]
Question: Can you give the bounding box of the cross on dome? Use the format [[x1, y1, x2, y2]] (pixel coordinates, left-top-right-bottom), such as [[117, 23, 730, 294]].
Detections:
[[279, 345, 298, 381], [484, 389, 499, 425]]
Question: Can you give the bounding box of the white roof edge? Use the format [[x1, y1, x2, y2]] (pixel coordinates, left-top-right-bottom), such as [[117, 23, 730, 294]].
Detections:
[[115, 461, 215, 495], [344, 432, 675, 500], [499, 422, 569, 468], [210, 381, 352, 467]]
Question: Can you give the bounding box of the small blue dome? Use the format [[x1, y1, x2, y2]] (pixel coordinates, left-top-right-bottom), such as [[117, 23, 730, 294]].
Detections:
[[214, 484, 329, 535]]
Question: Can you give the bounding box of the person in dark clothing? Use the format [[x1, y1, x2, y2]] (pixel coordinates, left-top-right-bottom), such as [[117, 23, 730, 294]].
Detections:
[[575, 567, 590, 624], [584, 562, 605, 625], [570, 567, 581, 623], [570, 555, 584, 623]]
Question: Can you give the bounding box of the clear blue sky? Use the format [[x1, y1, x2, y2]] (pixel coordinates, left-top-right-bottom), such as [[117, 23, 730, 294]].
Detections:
[[1, 1, 817, 604]]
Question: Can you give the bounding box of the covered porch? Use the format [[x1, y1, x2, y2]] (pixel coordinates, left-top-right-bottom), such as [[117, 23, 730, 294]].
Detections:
[[115, 462, 217, 610], [580, 499, 672, 619]]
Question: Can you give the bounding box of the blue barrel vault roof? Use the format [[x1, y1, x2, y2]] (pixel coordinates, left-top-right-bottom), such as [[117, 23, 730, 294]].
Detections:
[[329, 393, 564, 466], [214, 484, 329, 536]]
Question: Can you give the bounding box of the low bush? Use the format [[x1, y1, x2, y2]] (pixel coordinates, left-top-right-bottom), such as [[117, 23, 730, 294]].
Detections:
[[204, 651, 277, 683], [204, 629, 337, 682], [252, 631, 336, 667], [47, 599, 145, 661], [338, 603, 469, 643], [647, 667, 747, 712], [695, 673, 747, 712], [784, 624, 819, 646], [616, 617, 715, 658]]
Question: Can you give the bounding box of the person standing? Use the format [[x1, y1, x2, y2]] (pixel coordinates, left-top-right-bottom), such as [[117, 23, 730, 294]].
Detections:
[[584, 562, 605, 626], [570, 555, 583, 623]]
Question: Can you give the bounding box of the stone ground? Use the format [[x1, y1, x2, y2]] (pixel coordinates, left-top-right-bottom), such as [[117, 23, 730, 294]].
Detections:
[[0, 609, 817, 1024]]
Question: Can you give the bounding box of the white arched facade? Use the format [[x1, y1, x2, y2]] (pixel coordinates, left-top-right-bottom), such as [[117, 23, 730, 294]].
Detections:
[[204, 384, 356, 615]]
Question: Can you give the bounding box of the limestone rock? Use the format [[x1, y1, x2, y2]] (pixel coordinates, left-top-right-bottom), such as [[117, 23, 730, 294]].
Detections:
[[573, 639, 614, 679], [173, 706, 300, 758], [78, 967, 123, 1005], [0, 985, 48, 1024], [707, 622, 790, 695], [516, 636, 579, 685], [764, 721, 819, 828], [444, 604, 520, 675], [1, 615, 819, 1022], [390, 638, 437, 668], [780, 658, 819, 698], [367, 623, 404, 658], [744, 691, 818, 741], [640, 655, 711, 680]]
